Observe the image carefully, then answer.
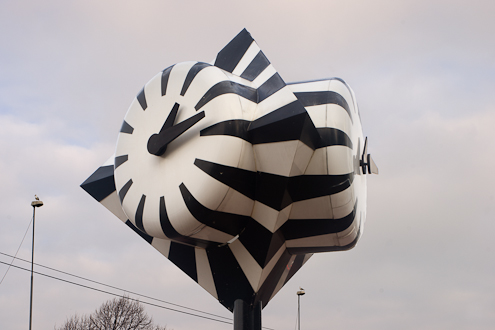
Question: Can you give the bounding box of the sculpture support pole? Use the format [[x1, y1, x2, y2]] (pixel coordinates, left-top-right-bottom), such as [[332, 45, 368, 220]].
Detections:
[[233, 300, 262, 330]]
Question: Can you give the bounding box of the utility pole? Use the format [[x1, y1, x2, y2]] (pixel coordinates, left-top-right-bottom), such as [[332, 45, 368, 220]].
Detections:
[[29, 195, 43, 330], [297, 288, 305, 330]]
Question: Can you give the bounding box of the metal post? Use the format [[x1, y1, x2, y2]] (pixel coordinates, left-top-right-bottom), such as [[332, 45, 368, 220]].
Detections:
[[29, 197, 43, 330], [298, 294, 300, 330], [233, 299, 262, 330], [296, 288, 305, 330], [251, 301, 262, 330]]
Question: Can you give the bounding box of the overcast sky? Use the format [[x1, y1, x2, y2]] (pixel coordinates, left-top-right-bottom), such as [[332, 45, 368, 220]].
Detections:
[[1, 1, 494, 329]]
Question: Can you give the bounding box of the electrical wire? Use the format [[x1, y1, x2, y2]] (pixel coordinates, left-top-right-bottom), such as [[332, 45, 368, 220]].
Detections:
[[0, 254, 276, 330], [0, 260, 232, 325], [0, 251, 230, 321], [0, 217, 33, 286]]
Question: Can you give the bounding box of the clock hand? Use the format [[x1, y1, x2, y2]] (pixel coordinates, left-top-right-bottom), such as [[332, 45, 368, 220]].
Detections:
[[146, 102, 180, 156], [159, 102, 180, 133], [147, 110, 205, 156]]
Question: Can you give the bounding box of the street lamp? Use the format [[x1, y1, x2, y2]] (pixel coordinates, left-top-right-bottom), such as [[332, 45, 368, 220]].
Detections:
[[29, 195, 43, 330], [297, 287, 305, 330]]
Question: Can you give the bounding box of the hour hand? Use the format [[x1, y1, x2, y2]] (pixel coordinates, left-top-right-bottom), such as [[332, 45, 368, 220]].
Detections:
[[147, 108, 205, 156], [160, 102, 180, 133]]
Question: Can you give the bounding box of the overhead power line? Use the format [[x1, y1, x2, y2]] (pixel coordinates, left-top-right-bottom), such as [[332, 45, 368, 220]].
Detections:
[[0, 217, 33, 285], [0, 251, 230, 321], [0, 252, 275, 330], [0, 259, 232, 325]]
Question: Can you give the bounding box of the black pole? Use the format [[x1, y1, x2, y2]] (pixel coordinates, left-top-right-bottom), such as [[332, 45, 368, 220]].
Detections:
[[29, 197, 43, 330], [233, 299, 262, 330], [29, 205, 36, 330]]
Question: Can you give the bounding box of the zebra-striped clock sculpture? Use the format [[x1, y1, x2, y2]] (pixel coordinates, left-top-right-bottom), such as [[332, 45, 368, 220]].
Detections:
[[81, 29, 377, 330]]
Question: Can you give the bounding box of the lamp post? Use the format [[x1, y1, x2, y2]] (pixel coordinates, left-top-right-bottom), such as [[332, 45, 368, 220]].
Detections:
[[29, 196, 43, 330], [297, 288, 305, 330]]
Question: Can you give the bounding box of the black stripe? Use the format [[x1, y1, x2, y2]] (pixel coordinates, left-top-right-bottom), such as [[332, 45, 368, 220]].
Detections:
[[200, 120, 251, 142], [281, 201, 357, 240], [159, 197, 210, 248], [195, 81, 257, 111], [161, 65, 173, 96], [195, 158, 353, 211], [287, 213, 361, 254], [194, 159, 256, 200], [240, 51, 270, 81], [238, 224, 284, 268], [294, 91, 352, 122], [255, 172, 353, 211], [206, 245, 254, 311], [180, 62, 211, 96], [125, 220, 153, 244], [114, 155, 128, 169], [288, 173, 354, 203], [257, 73, 285, 102], [135, 194, 146, 233], [214, 28, 253, 73], [248, 101, 320, 148], [201, 119, 351, 150], [159, 195, 185, 240], [137, 88, 147, 110], [80, 165, 116, 202], [120, 120, 134, 134], [168, 242, 198, 282], [254, 249, 293, 308], [315, 127, 353, 149], [201, 106, 348, 150], [179, 183, 249, 236], [118, 179, 133, 203], [254, 172, 290, 211], [287, 230, 360, 254]]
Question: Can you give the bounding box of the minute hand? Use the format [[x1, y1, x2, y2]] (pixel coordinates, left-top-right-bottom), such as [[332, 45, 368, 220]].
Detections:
[[147, 111, 205, 156]]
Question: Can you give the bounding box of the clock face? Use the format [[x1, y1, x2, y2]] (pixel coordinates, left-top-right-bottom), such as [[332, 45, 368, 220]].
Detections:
[[114, 61, 251, 243], [81, 29, 376, 314]]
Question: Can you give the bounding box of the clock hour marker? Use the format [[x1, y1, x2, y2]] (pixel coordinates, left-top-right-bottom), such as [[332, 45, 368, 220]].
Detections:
[[179, 183, 248, 236], [161, 65, 173, 96], [137, 88, 147, 110], [159, 196, 180, 240], [114, 155, 128, 169], [159, 196, 210, 248], [135, 194, 146, 233], [118, 179, 133, 203], [120, 121, 134, 134], [180, 62, 210, 96]]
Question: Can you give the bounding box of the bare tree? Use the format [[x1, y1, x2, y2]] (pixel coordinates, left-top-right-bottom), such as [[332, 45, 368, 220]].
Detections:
[[55, 296, 168, 330], [57, 314, 90, 330]]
